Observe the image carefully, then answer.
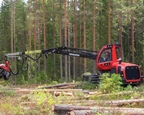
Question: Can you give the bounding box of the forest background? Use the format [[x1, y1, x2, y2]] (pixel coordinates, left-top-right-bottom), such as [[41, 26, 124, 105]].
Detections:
[[0, 0, 144, 84]]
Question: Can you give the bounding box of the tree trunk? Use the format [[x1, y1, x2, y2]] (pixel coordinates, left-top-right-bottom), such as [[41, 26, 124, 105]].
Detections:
[[73, 0, 78, 80], [64, 0, 68, 82], [27, 0, 32, 79], [42, 0, 47, 73], [83, 0, 87, 72], [37, 13, 41, 73], [143, 0, 144, 78], [79, 10, 82, 77], [67, 0, 71, 82], [118, 11, 123, 59], [52, 2, 56, 79], [59, 0, 63, 82], [10, 0, 13, 53], [10, 0, 16, 83], [108, 0, 111, 44], [33, 0, 37, 77], [131, 0, 134, 63], [92, 1, 96, 73]]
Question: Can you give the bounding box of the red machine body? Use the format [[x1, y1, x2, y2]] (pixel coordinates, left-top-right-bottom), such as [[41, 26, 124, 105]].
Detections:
[[95, 44, 142, 84], [0, 59, 11, 80]]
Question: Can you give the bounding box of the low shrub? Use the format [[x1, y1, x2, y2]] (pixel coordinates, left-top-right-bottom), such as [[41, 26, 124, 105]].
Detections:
[[99, 73, 123, 93]]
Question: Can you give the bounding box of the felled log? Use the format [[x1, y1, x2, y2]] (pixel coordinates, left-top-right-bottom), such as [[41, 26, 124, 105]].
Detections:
[[83, 98, 144, 107], [52, 104, 91, 111], [21, 102, 36, 106], [69, 110, 95, 115], [58, 84, 77, 89], [39, 83, 77, 89], [52, 104, 144, 115], [52, 104, 91, 115], [86, 91, 134, 99], [15, 88, 34, 94], [59, 98, 144, 107], [104, 98, 144, 106], [15, 88, 82, 94], [54, 91, 73, 97]]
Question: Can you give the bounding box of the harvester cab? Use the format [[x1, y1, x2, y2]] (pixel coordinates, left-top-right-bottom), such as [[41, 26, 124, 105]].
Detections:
[[96, 44, 121, 72], [95, 44, 142, 85]]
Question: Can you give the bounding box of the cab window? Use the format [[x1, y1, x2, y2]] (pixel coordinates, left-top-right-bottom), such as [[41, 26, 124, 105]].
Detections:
[[99, 49, 112, 62], [116, 47, 121, 59]]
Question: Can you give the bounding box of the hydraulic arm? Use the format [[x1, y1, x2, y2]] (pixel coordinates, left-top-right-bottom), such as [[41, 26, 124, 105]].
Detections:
[[42, 47, 97, 60], [5, 47, 97, 60]]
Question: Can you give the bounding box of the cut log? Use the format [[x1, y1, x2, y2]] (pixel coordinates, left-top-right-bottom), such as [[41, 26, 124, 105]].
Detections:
[[85, 91, 133, 99], [84, 99, 144, 107], [39, 83, 77, 89], [58, 84, 77, 89], [96, 91, 133, 97], [52, 104, 144, 115], [54, 91, 73, 97], [15, 88, 82, 94], [52, 104, 91, 115], [86, 91, 134, 99], [21, 102, 36, 106], [52, 104, 91, 111], [88, 91, 100, 95], [104, 98, 144, 106], [59, 98, 144, 107], [69, 110, 94, 115]]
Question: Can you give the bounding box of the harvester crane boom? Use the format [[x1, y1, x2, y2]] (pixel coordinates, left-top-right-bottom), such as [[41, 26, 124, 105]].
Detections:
[[5, 47, 97, 60], [42, 47, 97, 60]]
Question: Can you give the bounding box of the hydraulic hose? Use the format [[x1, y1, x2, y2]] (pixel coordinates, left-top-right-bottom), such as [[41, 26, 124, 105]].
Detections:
[[9, 59, 19, 75]]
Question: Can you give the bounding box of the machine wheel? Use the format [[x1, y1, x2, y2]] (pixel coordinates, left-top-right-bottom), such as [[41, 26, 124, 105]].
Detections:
[[3, 71, 10, 80], [82, 73, 100, 83]]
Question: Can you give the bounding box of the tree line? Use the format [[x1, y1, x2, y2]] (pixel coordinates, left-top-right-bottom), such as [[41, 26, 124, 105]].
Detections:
[[0, 0, 144, 84]]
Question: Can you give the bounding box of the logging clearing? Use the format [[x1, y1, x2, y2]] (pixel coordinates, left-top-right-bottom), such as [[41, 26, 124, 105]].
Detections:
[[1, 82, 144, 115]]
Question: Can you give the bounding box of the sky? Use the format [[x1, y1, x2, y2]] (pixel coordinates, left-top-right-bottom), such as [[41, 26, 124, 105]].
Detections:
[[0, 0, 28, 6], [0, 0, 2, 5]]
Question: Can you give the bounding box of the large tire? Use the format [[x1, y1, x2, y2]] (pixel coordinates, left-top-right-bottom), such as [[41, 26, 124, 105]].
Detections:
[[3, 71, 10, 80], [82, 73, 100, 83], [90, 74, 100, 83]]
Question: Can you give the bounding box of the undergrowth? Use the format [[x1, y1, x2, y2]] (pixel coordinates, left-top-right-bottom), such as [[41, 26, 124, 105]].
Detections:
[[77, 81, 99, 90], [99, 73, 123, 93]]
